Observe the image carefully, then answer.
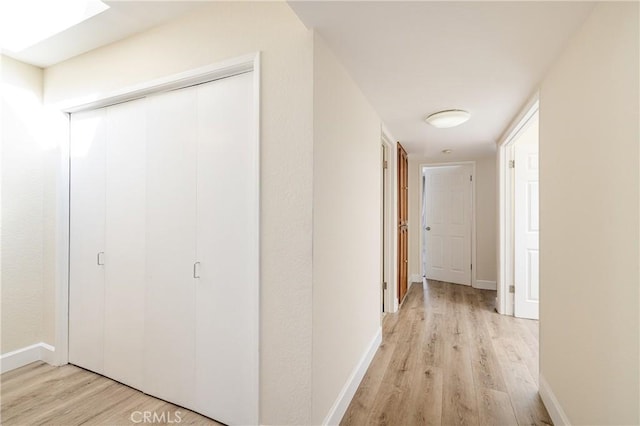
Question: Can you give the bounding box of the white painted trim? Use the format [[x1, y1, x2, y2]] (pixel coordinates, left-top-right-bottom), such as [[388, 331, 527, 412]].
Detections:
[[497, 95, 539, 315], [1, 343, 56, 373], [54, 115, 70, 366], [55, 53, 258, 113], [497, 93, 540, 148], [539, 375, 571, 426], [382, 129, 398, 313], [41, 343, 56, 365], [1, 344, 41, 373], [54, 53, 262, 405], [323, 327, 382, 425], [496, 143, 513, 315], [474, 280, 497, 290], [419, 161, 477, 288], [380, 131, 395, 314], [250, 52, 262, 426], [410, 273, 422, 283]]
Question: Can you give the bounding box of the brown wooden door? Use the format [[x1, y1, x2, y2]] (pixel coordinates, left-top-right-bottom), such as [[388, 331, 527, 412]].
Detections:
[[397, 142, 409, 303]]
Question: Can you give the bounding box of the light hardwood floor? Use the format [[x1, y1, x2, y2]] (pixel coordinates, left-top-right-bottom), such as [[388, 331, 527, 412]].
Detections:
[[1, 281, 549, 426], [1, 362, 221, 425], [341, 280, 551, 426]]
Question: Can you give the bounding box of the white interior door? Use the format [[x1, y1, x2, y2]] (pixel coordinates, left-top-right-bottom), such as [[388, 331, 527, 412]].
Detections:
[[69, 109, 106, 374], [424, 165, 472, 285], [144, 87, 198, 407], [194, 72, 258, 425], [514, 140, 539, 319], [103, 99, 147, 389]]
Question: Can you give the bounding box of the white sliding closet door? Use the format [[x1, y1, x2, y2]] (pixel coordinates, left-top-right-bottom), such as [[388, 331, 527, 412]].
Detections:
[[103, 99, 147, 389], [69, 109, 107, 374], [69, 69, 259, 425], [144, 88, 198, 407], [195, 72, 258, 425]]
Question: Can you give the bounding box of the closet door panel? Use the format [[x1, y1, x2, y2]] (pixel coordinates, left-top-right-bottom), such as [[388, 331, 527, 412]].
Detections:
[[144, 88, 197, 407], [103, 99, 147, 389], [69, 109, 107, 374], [195, 72, 258, 425]]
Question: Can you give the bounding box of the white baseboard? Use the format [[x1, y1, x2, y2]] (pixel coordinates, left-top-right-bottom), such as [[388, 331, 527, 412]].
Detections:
[[410, 273, 422, 283], [474, 280, 497, 290], [40, 342, 56, 365], [1, 342, 56, 373], [539, 374, 571, 426], [323, 327, 382, 425]]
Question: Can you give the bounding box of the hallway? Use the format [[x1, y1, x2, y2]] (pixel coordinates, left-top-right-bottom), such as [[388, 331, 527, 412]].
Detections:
[[341, 281, 551, 426]]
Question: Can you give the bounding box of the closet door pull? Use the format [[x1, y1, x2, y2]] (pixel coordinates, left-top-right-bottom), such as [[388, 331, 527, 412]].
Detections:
[[193, 262, 201, 279], [97, 252, 105, 266]]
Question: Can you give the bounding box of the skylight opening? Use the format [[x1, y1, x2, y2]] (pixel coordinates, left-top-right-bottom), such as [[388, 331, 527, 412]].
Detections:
[[0, 0, 110, 52]]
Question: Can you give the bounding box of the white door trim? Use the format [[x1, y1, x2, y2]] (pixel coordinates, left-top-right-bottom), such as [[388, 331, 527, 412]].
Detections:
[[54, 53, 259, 113], [381, 126, 398, 313], [53, 52, 261, 389], [54, 121, 70, 366], [419, 161, 476, 288], [496, 94, 538, 315]]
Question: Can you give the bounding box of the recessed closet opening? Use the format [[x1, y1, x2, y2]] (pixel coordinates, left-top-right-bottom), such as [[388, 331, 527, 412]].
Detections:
[[62, 55, 260, 426]]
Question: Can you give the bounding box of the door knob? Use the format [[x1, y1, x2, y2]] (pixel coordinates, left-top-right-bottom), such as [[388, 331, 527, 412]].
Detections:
[[426, 226, 431, 231]]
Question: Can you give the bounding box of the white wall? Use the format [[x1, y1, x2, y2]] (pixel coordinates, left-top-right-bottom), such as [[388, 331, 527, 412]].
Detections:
[[1, 55, 57, 353], [539, 2, 639, 424], [44, 3, 314, 424], [474, 156, 497, 283], [312, 34, 382, 423], [408, 155, 497, 285]]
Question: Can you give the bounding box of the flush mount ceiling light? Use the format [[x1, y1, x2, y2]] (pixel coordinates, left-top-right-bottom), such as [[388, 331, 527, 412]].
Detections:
[[0, 0, 110, 52], [425, 109, 470, 129], [442, 149, 453, 154]]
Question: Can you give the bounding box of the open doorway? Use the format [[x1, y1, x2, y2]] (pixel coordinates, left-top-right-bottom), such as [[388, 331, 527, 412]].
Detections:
[[498, 100, 539, 319], [381, 133, 396, 313]]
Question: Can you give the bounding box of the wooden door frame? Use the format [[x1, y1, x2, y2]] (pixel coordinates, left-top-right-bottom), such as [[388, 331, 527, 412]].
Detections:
[[53, 53, 261, 380], [420, 162, 476, 288]]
